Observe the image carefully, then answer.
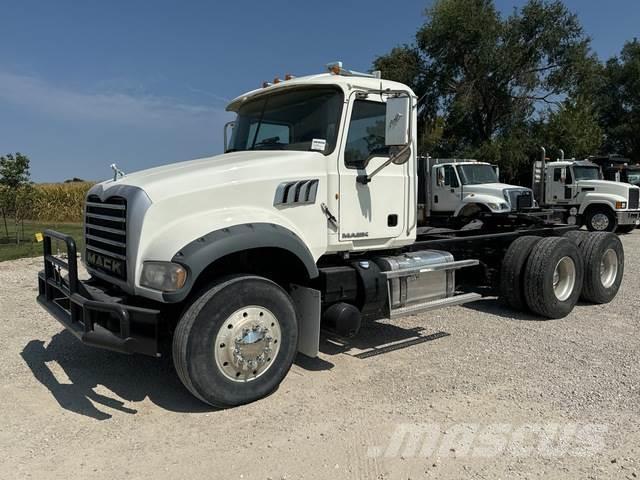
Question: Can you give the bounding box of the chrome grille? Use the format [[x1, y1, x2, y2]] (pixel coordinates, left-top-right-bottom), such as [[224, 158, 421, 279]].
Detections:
[[630, 188, 639, 210], [84, 195, 127, 280]]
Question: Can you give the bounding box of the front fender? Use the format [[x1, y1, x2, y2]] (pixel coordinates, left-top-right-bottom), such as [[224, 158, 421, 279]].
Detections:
[[578, 194, 625, 215], [453, 194, 505, 216], [135, 205, 326, 300]]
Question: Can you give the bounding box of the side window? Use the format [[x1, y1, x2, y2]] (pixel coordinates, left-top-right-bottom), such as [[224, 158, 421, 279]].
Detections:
[[565, 168, 573, 184], [344, 100, 389, 169], [443, 165, 459, 188]]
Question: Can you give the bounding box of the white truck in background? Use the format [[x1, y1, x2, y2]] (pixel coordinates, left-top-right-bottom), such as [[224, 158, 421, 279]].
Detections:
[[36, 63, 627, 408], [533, 148, 640, 233], [417, 157, 537, 228]]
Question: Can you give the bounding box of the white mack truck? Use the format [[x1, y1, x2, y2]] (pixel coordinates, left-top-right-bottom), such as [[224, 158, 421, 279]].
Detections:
[[38, 63, 627, 408], [533, 148, 640, 233]]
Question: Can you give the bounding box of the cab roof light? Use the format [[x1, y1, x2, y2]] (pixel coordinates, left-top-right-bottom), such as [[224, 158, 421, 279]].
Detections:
[[262, 81, 273, 88], [326, 61, 382, 79], [273, 77, 282, 84], [285, 73, 295, 80]]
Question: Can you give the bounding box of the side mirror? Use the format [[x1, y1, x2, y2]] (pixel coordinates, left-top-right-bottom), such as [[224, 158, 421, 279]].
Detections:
[[224, 121, 235, 152], [385, 96, 410, 146], [436, 168, 445, 187], [560, 167, 567, 183], [492, 165, 500, 181]]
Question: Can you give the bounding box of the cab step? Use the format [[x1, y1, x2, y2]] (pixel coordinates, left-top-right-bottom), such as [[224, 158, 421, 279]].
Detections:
[[389, 292, 483, 319]]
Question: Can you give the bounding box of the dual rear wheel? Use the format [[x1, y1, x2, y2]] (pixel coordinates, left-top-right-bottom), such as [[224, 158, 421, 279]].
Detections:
[[499, 232, 623, 318]]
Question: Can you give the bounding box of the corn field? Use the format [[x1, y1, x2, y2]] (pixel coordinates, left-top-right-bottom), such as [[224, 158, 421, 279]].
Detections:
[[29, 182, 94, 222]]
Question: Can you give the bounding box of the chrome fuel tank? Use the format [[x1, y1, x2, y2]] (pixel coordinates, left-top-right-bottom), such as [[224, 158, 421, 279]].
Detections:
[[374, 250, 455, 310]]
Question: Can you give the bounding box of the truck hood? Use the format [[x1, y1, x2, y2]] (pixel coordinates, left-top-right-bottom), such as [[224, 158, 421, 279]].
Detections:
[[577, 179, 638, 196], [92, 150, 325, 202], [463, 183, 530, 196]]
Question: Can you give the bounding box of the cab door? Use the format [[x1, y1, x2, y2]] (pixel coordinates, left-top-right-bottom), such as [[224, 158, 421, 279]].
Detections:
[[337, 97, 407, 243], [431, 164, 462, 213]]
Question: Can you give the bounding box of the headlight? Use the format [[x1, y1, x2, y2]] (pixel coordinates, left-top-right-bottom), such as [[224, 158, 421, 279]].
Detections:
[[487, 202, 509, 211], [140, 262, 187, 292], [615, 201, 627, 209]]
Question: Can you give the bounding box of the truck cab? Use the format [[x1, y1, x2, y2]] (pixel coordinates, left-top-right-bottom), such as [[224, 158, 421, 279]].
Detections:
[[419, 158, 535, 225], [36, 64, 628, 409], [589, 154, 640, 188], [533, 149, 640, 233]]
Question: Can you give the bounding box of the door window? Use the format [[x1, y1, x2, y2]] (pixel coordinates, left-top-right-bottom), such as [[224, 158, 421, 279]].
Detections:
[[443, 165, 459, 188], [344, 100, 390, 169]]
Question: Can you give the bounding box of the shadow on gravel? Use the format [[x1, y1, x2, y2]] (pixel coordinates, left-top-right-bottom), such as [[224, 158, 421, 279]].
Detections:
[[463, 299, 557, 321], [319, 322, 449, 358], [20, 331, 212, 420]]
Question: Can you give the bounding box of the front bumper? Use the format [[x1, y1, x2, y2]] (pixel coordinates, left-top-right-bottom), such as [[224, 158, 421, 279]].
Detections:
[[37, 230, 161, 356], [616, 210, 640, 226]]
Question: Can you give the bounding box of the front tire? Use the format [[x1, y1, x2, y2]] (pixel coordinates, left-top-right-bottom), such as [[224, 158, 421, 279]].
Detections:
[[585, 207, 617, 232], [173, 275, 298, 408]]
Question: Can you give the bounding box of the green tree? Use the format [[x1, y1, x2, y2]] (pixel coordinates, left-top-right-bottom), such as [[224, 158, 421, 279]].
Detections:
[[373, 0, 594, 182], [0, 152, 34, 243], [596, 39, 640, 162]]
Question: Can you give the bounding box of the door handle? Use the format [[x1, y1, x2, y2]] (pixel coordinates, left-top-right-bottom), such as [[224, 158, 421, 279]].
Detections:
[[450, 188, 455, 193]]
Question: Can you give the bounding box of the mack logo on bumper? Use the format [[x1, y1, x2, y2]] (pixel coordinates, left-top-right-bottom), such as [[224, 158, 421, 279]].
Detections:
[[86, 251, 124, 278]]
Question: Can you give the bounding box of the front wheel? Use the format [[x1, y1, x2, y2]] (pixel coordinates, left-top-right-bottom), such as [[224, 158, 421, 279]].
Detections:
[[585, 207, 617, 232], [173, 275, 298, 408]]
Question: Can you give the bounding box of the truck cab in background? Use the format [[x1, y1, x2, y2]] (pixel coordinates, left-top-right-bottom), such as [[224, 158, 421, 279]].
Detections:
[[589, 154, 640, 188], [417, 157, 537, 227], [532, 148, 640, 233]]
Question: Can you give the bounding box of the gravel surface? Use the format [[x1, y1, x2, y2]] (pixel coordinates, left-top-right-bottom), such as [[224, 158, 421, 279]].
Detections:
[[1, 231, 639, 480]]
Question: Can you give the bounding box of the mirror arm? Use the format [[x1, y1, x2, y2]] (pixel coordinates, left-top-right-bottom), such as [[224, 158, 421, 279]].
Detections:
[[356, 143, 411, 185]]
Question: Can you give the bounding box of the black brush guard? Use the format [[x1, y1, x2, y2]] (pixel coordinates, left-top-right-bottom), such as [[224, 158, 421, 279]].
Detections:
[[36, 230, 161, 356]]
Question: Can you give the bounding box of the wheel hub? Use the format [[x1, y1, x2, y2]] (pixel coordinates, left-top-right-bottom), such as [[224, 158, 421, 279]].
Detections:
[[553, 256, 576, 302], [215, 306, 281, 382], [600, 248, 618, 288], [591, 213, 610, 231]]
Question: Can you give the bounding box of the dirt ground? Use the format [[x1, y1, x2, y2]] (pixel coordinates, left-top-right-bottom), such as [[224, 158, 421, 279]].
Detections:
[[1, 231, 639, 480]]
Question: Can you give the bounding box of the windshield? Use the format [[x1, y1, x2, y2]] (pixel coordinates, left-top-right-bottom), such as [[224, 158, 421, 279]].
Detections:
[[573, 166, 601, 181], [456, 164, 499, 185], [228, 87, 343, 154]]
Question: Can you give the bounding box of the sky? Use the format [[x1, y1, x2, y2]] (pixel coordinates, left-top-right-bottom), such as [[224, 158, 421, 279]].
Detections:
[[1, 0, 638, 182]]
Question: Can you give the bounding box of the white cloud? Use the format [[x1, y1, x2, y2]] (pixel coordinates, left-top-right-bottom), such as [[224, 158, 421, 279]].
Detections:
[[0, 71, 229, 128]]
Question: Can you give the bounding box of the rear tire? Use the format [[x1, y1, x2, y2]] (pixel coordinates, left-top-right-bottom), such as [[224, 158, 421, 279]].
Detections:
[[524, 237, 584, 319], [499, 236, 542, 311], [578, 232, 624, 304], [585, 207, 617, 232], [173, 275, 298, 408], [563, 230, 589, 247]]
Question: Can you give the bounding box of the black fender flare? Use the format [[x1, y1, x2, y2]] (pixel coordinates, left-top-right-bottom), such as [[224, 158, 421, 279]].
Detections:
[[163, 223, 319, 303]]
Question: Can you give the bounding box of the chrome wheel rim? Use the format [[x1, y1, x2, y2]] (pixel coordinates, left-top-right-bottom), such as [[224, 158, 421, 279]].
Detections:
[[591, 213, 609, 231], [214, 306, 281, 382], [553, 256, 576, 301], [600, 248, 618, 288]]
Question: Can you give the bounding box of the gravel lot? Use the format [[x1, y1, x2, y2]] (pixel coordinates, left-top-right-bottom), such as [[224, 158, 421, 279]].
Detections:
[[1, 231, 639, 480]]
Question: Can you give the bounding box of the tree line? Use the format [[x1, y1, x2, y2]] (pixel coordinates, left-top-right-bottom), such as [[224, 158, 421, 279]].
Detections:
[[373, 0, 640, 184]]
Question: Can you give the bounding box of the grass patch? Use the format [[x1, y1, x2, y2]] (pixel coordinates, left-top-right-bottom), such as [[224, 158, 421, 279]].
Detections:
[[0, 222, 83, 262]]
